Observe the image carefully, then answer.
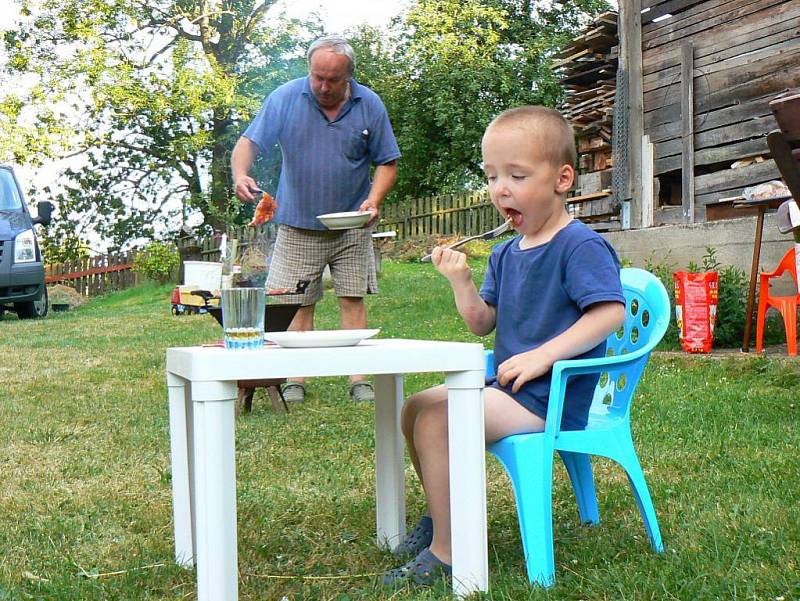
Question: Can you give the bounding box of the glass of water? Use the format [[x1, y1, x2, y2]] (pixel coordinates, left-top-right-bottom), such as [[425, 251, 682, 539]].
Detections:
[[221, 287, 265, 350]]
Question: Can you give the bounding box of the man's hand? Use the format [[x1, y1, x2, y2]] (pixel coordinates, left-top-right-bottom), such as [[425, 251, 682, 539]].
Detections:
[[358, 198, 379, 226], [234, 176, 260, 203], [431, 247, 472, 287], [497, 347, 555, 393]]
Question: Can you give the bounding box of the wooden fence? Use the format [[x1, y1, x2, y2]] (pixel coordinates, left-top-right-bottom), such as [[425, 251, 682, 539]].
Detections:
[[376, 189, 505, 239], [178, 222, 281, 264], [178, 190, 501, 261], [45, 251, 137, 296], [43, 190, 499, 297]]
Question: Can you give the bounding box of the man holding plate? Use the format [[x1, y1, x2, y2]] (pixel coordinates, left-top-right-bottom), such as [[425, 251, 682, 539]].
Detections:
[[231, 35, 401, 403]]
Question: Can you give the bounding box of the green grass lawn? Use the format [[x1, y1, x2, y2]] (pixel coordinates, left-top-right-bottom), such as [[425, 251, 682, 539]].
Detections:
[[1, 260, 799, 600]]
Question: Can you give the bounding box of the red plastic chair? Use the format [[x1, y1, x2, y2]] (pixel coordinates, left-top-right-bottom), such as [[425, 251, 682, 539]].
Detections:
[[755, 247, 800, 356]]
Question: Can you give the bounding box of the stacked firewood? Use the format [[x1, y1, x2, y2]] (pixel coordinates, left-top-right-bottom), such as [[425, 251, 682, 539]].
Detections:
[[554, 11, 619, 229]]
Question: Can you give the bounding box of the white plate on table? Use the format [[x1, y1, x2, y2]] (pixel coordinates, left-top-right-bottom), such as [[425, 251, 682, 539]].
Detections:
[[317, 211, 371, 230], [264, 328, 380, 348]]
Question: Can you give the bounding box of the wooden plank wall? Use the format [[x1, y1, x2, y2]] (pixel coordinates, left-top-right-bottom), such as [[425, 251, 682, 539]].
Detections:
[[641, 0, 800, 222]]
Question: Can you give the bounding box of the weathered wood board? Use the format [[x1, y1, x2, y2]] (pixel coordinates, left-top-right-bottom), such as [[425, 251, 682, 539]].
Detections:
[[640, 0, 796, 221]]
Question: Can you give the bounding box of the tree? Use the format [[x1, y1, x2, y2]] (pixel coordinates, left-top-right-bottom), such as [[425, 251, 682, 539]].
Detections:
[[352, 0, 611, 201], [2, 0, 320, 255]]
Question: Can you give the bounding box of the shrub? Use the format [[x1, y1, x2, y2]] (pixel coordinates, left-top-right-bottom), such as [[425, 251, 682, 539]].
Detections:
[[644, 251, 679, 347], [460, 239, 493, 259], [686, 248, 748, 348], [644, 246, 785, 349], [132, 242, 180, 283]]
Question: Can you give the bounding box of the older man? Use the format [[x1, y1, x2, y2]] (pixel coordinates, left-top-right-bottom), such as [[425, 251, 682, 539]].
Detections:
[[231, 36, 400, 403]]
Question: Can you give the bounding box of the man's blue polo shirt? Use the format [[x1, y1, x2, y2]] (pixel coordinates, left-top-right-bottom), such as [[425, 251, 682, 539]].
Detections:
[[243, 76, 401, 230]]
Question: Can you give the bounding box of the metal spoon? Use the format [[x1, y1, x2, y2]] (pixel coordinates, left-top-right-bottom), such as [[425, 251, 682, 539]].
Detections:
[[420, 218, 514, 263]]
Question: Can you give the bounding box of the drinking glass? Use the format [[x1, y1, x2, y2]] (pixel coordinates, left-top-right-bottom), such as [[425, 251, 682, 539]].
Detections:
[[221, 287, 265, 350]]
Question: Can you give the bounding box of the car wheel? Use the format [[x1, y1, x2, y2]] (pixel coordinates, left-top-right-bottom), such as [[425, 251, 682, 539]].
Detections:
[[15, 287, 49, 319]]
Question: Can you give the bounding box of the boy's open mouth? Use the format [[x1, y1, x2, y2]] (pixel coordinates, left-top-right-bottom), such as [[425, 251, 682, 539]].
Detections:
[[504, 208, 523, 227]]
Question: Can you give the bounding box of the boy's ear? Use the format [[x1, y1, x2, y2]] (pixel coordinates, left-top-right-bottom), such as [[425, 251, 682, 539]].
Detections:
[[555, 164, 575, 194]]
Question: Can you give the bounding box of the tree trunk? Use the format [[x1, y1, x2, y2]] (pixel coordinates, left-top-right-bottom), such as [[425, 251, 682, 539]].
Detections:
[[208, 107, 234, 232]]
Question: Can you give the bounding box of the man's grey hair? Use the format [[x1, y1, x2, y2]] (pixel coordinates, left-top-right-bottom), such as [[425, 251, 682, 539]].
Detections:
[[307, 36, 356, 75]]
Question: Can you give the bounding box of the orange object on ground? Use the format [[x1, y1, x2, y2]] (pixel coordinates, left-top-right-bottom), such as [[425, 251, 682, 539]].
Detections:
[[756, 247, 800, 356], [673, 271, 719, 353], [249, 191, 277, 226]]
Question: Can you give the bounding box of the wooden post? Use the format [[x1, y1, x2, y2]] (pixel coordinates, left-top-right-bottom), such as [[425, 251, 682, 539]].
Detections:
[[128, 251, 136, 288], [681, 41, 695, 223], [741, 206, 765, 352], [642, 134, 655, 228], [619, 0, 644, 228]]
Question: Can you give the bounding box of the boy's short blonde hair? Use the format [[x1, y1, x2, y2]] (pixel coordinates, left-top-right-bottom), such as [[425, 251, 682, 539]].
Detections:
[[486, 106, 577, 169]]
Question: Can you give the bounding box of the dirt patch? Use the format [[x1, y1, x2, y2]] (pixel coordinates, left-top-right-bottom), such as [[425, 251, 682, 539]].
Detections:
[[47, 284, 88, 309], [379, 236, 493, 262], [657, 344, 799, 361]]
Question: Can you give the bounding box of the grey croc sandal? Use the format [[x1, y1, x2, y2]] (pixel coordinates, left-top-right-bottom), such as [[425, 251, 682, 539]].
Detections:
[[392, 515, 433, 558], [349, 381, 374, 402], [282, 382, 306, 403], [381, 547, 451, 588]]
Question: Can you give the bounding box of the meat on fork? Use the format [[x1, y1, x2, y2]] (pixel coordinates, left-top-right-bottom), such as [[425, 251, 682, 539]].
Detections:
[[249, 191, 277, 226]]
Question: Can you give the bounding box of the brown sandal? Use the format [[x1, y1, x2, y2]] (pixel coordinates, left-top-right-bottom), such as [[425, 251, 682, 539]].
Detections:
[[282, 382, 306, 403], [349, 381, 374, 402]]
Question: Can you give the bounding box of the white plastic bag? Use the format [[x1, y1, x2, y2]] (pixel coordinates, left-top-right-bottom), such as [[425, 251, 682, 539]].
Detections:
[[742, 180, 789, 201]]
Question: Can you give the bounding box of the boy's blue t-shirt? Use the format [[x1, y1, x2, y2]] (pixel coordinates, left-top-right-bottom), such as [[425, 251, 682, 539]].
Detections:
[[479, 219, 625, 430], [243, 77, 401, 230]]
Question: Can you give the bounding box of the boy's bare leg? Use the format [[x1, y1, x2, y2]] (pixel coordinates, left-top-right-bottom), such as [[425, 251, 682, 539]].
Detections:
[[401, 385, 448, 483], [413, 387, 546, 565]]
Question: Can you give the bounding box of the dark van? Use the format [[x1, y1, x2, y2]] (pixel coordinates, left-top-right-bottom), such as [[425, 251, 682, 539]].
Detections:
[[0, 165, 54, 319]]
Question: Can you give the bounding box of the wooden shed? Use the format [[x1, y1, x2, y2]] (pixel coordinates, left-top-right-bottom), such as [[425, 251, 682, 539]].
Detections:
[[561, 0, 800, 229]]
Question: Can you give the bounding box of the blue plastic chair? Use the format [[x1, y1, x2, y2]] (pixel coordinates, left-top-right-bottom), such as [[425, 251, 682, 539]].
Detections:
[[485, 267, 669, 587]]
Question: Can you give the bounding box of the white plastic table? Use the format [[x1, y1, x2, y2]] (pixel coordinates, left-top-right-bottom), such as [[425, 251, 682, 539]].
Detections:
[[166, 338, 488, 599]]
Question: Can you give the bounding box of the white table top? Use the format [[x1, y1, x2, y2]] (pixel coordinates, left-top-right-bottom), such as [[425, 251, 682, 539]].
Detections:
[[166, 338, 485, 382]]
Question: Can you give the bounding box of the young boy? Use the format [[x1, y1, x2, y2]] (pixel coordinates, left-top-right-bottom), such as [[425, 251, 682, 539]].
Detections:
[[382, 106, 626, 586]]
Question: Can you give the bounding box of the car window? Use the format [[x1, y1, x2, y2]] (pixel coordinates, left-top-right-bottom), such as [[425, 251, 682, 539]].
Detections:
[[0, 170, 23, 210]]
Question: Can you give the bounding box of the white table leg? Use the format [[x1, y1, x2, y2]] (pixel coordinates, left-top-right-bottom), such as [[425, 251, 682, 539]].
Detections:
[[191, 381, 240, 601], [374, 373, 405, 550], [445, 369, 488, 597], [167, 372, 195, 567]]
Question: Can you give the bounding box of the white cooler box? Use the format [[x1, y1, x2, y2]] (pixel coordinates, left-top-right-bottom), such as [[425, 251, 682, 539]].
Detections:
[[183, 260, 223, 291]]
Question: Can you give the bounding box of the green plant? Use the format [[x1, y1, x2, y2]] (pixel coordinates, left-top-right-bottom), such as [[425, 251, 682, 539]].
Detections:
[[132, 242, 180, 283], [646, 247, 785, 349], [687, 245, 722, 274], [713, 262, 750, 348], [460, 239, 493, 259], [644, 250, 678, 347]]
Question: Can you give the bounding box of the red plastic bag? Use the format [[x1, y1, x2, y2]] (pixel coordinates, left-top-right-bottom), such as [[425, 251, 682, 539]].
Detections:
[[673, 271, 719, 354]]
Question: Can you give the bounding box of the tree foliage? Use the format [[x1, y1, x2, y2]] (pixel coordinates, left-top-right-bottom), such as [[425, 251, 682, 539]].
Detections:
[[352, 0, 611, 201], [2, 0, 610, 257], [2, 0, 319, 256]]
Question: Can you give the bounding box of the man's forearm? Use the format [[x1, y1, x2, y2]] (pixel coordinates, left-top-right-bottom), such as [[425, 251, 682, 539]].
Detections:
[[231, 137, 259, 182], [366, 161, 398, 207]]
